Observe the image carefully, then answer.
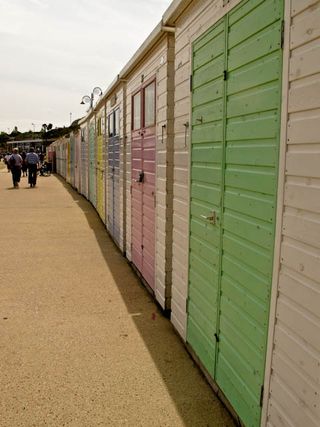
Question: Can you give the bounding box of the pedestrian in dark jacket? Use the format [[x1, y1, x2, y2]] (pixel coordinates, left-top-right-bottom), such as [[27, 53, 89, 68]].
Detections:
[[25, 147, 40, 188], [21, 151, 28, 177], [9, 148, 23, 188]]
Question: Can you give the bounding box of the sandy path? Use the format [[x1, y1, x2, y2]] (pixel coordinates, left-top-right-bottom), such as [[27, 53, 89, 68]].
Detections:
[[0, 166, 233, 427]]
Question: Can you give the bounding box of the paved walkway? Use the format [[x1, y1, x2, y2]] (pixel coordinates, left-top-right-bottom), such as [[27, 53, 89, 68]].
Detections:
[[0, 164, 234, 427]]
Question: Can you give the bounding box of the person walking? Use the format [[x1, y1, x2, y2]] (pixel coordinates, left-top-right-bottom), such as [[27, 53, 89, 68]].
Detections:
[[4, 152, 11, 172], [9, 148, 23, 188], [21, 151, 28, 177], [39, 151, 45, 164], [25, 147, 40, 188]]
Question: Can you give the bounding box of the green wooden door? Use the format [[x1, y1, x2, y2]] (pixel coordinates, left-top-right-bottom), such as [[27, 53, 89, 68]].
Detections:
[[187, 0, 283, 425], [187, 18, 225, 379]]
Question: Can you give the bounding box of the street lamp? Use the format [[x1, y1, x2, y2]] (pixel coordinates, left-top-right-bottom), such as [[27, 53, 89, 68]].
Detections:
[[80, 87, 103, 109]]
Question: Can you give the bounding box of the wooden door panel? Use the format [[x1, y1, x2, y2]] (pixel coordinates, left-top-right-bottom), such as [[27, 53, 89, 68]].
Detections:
[[215, 2, 283, 425], [187, 18, 225, 379], [131, 83, 156, 290]]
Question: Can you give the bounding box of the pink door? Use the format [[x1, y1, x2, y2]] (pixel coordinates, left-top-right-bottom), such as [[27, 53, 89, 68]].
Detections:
[[131, 80, 156, 290]]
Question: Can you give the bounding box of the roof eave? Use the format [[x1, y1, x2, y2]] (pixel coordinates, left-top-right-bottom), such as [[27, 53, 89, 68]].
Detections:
[[162, 0, 193, 25]]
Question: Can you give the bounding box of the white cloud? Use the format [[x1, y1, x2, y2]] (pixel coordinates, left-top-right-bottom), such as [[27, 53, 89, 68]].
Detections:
[[0, 0, 172, 132]]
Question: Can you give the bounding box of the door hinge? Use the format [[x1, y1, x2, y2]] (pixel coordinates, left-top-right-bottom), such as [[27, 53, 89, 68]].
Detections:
[[260, 385, 264, 407], [186, 298, 189, 313], [214, 333, 220, 343], [130, 185, 132, 194], [190, 75, 193, 92], [223, 70, 228, 81], [281, 20, 285, 49]]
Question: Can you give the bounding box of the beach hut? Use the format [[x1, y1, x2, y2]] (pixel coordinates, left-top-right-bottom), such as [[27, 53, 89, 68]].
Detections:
[[105, 84, 126, 251], [262, 1, 320, 425], [74, 129, 81, 192], [88, 116, 96, 207], [46, 141, 56, 173], [55, 136, 68, 180], [96, 104, 106, 221], [79, 120, 89, 199], [164, 0, 286, 425], [121, 24, 175, 305], [69, 120, 82, 192], [69, 131, 76, 187], [162, 0, 320, 425]]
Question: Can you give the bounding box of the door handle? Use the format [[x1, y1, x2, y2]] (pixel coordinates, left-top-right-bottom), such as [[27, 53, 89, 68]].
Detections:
[[161, 124, 166, 144], [201, 211, 217, 224], [135, 170, 144, 183], [183, 122, 189, 147]]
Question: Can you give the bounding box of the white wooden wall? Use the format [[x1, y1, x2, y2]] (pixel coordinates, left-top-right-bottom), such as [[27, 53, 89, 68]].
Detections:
[[155, 34, 175, 309], [264, 1, 320, 426]]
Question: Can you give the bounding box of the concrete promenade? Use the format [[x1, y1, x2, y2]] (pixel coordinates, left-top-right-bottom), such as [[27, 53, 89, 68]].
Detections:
[[0, 164, 233, 427]]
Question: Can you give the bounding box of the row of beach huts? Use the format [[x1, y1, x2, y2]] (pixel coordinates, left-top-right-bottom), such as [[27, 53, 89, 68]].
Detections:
[[48, 1, 320, 426]]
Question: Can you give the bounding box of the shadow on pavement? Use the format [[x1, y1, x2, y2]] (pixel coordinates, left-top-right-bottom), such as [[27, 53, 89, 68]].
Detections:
[[55, 175, 234, 427]]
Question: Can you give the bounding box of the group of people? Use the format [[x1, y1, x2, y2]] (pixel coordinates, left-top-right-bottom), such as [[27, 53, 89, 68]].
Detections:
[[4, 147, 41, 188]]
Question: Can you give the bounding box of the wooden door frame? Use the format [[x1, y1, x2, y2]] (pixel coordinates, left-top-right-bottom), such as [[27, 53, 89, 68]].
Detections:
[[131, 76, 156, 132], [130, 75, 157, 288]]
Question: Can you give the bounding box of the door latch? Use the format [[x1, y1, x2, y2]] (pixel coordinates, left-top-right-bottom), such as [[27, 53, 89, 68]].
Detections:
[[200, 211, 217, 225], [135, 170, 144, 183]]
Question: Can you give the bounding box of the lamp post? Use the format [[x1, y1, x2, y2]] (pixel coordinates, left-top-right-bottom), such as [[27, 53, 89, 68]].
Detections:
[[80, 87, 103, 109]]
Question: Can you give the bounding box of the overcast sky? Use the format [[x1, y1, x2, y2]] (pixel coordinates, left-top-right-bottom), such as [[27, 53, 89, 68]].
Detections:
[[0, 0, 172, 133]]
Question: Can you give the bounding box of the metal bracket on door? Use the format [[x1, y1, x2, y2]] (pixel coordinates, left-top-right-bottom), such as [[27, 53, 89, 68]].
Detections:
[[183, 122, 189, 147], [161, 124, 166, 144], [200, 211, 217, 225]]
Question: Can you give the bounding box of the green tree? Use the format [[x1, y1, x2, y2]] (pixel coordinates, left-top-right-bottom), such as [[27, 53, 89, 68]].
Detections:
[[10, 127, 21, 138], [0, 132, 9, 151]]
